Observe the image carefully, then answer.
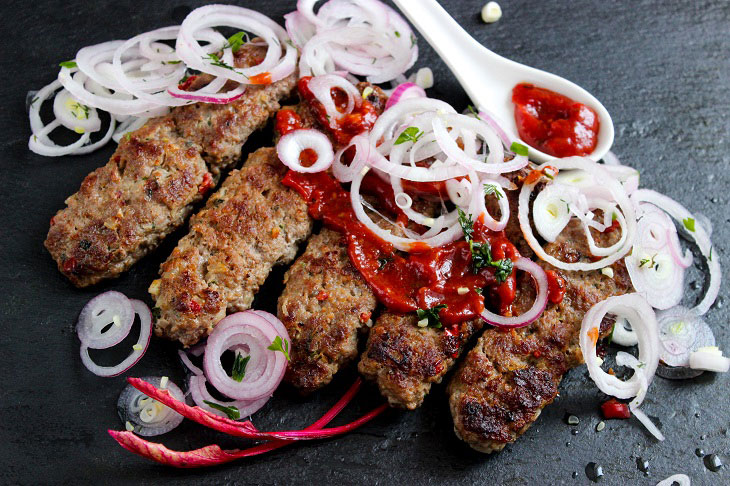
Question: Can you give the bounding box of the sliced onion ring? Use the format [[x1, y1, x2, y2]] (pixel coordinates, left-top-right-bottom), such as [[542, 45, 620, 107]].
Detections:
[[77, 290, 135, 350], [579, 293, 663, 440], [203, 310, 289, 401], [277, 129, 334, 173], [656, 305, 715, 367], [117, 376, 184, 436], [479, 258, 548, 329], [80, 299, 152, 377], [189, 375, 270, 419]]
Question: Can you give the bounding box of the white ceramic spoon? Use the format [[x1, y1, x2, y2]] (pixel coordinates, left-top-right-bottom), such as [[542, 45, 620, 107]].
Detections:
[[393, 0, 614, 163]]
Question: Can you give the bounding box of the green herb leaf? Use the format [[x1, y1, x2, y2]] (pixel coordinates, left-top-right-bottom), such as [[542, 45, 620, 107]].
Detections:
[[223, 31, 250, 53], [483, 183, 503, 200], [510, 141, 529, 156], [469, 240, 514, 282], [203, 400, 240, 420], [59, 60, 77, 68], [410, 34, 417, 48], [682, 217, 695, 232], [205, 53, 237, 72], [416, 304, 448, 329], [457, 208, 474, 242], [377, 257, 392, 270], [231, 352, 250, 382], [474, 287, 483, 295], [709, 247, 713, 262], [394, 126, 424, 145], [639, 254, 659, 271], [467, 105, 482, 120], [124, 132, 132, 142], [394, 31, 401, 38], [268, 336, 290, 361], [164, 60, 182, 65]]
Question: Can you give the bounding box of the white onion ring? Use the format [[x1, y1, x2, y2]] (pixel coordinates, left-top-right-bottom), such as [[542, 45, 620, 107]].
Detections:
[[518, 157, 636, 272], [80, 299, 152, 377], [277, 129, 335, 173], [117, 376, 184, 436], [631, 189, 720, 316], [479, 257, 548, 328], [579, 294, 664, 440], [202, 310, 288, 401], [656, 306, 715, 367]]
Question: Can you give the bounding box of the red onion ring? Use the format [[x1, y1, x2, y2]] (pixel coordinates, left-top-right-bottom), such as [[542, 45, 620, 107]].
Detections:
[[77, 290, 135, 350], [80, 299, 152, 377], [656, 305, 715, 367], [384, 82, 426, 110], [189, 375, 270, 419], [479, 257, 548, 328], [202, 311, 288, 401]]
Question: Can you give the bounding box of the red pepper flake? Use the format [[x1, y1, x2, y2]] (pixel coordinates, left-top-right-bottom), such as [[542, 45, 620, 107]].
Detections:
[[50, 216, 56, 226], [601, 398, 631, 419], [249, 72, 272, 85], [316, 291, 329, 301], [62, 257, 77, 274], [533, 350, 542, 358], [359, 312, 371, 323], [188, 300, 202, 314], [198, 173, 213, 195], [177, 75, 198, 91]]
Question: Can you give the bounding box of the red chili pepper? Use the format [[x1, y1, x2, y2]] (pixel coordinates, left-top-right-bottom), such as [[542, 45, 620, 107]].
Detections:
[[177, 75, 198, 91], [62, 257, 77, 274], [198, 173, 213, 195], [601, 398, 631, 419], [316, 291, 329, 301], [359, 312, 371, 323]]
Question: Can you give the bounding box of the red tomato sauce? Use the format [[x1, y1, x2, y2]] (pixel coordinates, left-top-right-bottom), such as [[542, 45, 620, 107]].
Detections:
[[512, 83, 599, 157], [279, 77, 524, 326], [283, 171, 520, 325]]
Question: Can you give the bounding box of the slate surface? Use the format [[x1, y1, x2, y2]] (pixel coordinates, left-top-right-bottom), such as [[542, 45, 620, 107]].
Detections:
[[0, 1, 728, 484]]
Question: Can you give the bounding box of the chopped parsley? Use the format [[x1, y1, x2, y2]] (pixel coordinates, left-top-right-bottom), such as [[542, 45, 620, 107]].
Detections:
[[416, 304, 448, 329], [458, 209, 513, 282], [223, 31, 250, 53], [709, 246, 713, 261], [124, 132, 132, 141], [510, 141, 529, 156], [410, 33, 417, 48], [267, 336, 290, 361], [483, 183, 503, 200], [231, 352, 250, 382], [205, 53, 236, 72], [377, 257, 392, 270], [59, 60, 77, 68], [639, 254, 659, 271], [163, 60, 182, 65], [203, 401, 240, 420], [394, 126, 424, 145], [70, 102, 90, 119], [682, 217, 695, 232], [394, 30, 401, 38]]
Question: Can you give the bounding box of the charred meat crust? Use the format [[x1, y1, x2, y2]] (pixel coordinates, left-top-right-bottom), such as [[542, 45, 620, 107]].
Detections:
[[152, 147, 312, 346], [278, 229, 377, 394], [358, 313, 483, 409], [448, 219, 633, 453], [45, 43, 297, 287]]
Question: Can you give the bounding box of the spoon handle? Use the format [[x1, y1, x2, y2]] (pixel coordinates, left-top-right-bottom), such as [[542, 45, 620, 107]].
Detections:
[[393, 0, 502, 105]]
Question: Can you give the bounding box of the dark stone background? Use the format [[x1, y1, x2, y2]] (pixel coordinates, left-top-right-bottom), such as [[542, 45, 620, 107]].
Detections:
[[0, 1, 727, 484]]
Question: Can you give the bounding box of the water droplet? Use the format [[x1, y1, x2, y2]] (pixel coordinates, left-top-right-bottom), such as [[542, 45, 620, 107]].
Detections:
[[696, 448, 705, 457], [694, 412, 701, 418], [636, 457, 649, 472], [700, 434, 707, 440], [566, 414, 579, 425], [585, 462, 604, 482], [704, 453, 723, 472], [596, 421, 606, 432], [572, 471, 578, 479], [711, 197, 718, 203], [566, 441, 571, 447], [571, 429, 579, 436], [690, 281, 700, 290]]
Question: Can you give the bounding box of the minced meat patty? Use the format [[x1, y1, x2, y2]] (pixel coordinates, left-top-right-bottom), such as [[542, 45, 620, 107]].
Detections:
[[278, 229, 377, 394], [45, 42, 296, 287], [448, 218, 633, 453], [357, 188, 525, 410], [274, 81, 388, 394], [151, 147, 312, 346]]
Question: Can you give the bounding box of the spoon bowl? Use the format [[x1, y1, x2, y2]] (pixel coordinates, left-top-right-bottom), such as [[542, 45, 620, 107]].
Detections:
[[393, 0, 614, 163]]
